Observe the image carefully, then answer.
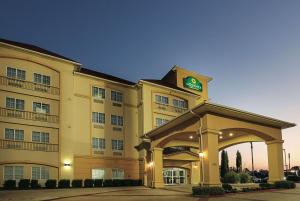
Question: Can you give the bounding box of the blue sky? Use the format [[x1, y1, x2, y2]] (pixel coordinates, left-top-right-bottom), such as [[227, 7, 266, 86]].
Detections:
[[1, 0, 299, 169]]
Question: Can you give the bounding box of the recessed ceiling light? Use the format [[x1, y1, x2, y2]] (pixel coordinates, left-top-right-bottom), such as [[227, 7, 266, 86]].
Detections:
[[219, 136, 223, 139], [189, 135, 193, 139], [229, 133, 234, 137], [219, 131, 223, 135]]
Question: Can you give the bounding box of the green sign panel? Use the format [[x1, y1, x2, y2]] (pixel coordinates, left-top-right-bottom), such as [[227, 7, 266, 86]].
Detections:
[[183, 76, 202, 92]]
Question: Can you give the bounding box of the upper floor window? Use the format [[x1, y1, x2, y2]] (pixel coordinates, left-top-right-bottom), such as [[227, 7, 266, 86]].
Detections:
[[6, 97, 25, 110], [5, 128, 24, 141], [173, 99, 188, 109], [32, 166, 49, 180], [111, 91, 123, 102], [7, 67, 26, 80], [156, 118, 169, 127], [34, 73, 50, 86], [111, 115, 123, 126], [92, 137, 105, 150], [92, 112, 105, 124], [33, 102, 50, 114], [112, 169, 124, 179], [92, 86, 105, 99], [32, 131, 49, 143], [4, 166, 24, 180], [112, 139, 123, 151], [155, 95, 169, 105]]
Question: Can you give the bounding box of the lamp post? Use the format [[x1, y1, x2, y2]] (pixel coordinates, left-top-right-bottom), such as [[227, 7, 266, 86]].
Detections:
[[288, 153, 291, 171], [283, 149, 287, 172], [250, 142, 254, 177]]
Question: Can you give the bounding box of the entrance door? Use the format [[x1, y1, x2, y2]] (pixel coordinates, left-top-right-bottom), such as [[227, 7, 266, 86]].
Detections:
[[163, 168, 186, 185]]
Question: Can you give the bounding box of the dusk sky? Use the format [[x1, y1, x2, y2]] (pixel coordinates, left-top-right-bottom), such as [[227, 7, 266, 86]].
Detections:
[[1, 0, 299, 170]]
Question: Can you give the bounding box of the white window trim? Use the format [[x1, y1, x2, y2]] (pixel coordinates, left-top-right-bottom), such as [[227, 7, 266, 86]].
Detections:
[[32, 101, 50, 114], [92, 86, 106, 99], [33, 72, 51, 86], [4, 128, 24, 141]]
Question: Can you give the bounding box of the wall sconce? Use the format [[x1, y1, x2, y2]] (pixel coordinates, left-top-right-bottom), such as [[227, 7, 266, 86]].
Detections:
[[148, 161, 154, 168], [64, 160, 71, 167], [199, 152, 204, 158]]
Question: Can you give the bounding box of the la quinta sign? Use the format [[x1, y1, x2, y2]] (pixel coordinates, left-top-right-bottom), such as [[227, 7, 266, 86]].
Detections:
[[183, 76, 202, 92]]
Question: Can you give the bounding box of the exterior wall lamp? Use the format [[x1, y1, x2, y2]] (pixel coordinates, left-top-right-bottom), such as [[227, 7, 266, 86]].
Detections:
[[199, 152, 204, 158]]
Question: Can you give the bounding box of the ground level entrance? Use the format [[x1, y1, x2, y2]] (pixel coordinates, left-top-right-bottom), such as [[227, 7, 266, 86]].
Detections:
[[163, 168, 187, 185]]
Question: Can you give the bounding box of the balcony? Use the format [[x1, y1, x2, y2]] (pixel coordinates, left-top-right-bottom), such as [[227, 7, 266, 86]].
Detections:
[[0, 76, 59, 95], [0, 139, 58, 152], [154, 102, 188, 114], [0, 107, 59, 123]]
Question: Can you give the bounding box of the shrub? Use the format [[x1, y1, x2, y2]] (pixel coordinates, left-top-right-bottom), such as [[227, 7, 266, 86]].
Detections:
[[30, 180, 41, 189], [18, 179, 30, 189], [223, 171, 240, 184], [72, 179, 82, 188], [45, 179, 57, 189], [192, 186, 225, 196], [124, 179, 131, 186], [287, 175, 300, 182], [103, 179, 113, 187], [259, 183, 275, 189], [84, 179, 94, 188], [274, 180, 296, 189], [222, 183, 233, 192], [58, 179, 70, 188], [112, 179, 122, 186], [131, 179, 142, 186], [3, 180, 16, 190], [240, 172, 250, 183], [94, 179, 103, 187]]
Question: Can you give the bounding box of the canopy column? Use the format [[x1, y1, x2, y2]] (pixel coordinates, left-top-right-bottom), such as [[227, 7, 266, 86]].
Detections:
[[266, 140, 284, 183]]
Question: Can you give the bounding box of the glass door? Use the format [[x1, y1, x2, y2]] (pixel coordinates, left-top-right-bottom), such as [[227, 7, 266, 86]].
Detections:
[[163, 168, 186, 185]]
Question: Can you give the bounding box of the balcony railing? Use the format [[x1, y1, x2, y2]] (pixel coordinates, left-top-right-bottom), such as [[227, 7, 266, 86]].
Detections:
[[154, 102, 188, 114], [0, 76, 60, 95], [0, 139, 58, 152], [0, 107, 59, 123]]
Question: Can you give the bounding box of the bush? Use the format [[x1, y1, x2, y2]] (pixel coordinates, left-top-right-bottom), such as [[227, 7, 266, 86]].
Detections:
[[103, 179, 113, 187], [131, 179, 142, 186], [3, 180, 16, 190], [30, 180, 41, 189], [94, 179, 103, 187], [84, 179, 94, 188], [45, 179, 57, 189], [58, 179, 70, 188], [287, 175, 300, 182], [112, 179, 122, 186], [274, 180, 296, 189], [223, 171, 240, 184], [240, 172, 251, 183], [72, 180, 82, 188], [18, 179, 30, 189], [259, 183, 275, 189], [192, 186, 225, 196], [222, 183, 233, 192]]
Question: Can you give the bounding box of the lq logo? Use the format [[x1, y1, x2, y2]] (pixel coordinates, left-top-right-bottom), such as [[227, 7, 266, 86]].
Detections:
[[183, 76, 202, 92]]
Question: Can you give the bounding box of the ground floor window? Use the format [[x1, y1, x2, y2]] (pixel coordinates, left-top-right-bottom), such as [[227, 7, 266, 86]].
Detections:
[[32, 166, 49, 180], [112, 169, 124, 179], [4, 166, 24, 180], [163, 168, 186, 185], [92, 168, 105, 179]]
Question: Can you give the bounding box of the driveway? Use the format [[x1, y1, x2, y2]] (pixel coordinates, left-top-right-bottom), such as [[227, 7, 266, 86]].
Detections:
[[0, 184, 300, 201]]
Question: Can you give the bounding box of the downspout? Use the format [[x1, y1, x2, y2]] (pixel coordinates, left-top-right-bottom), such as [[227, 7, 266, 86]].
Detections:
[[190, 109, 205, 186]]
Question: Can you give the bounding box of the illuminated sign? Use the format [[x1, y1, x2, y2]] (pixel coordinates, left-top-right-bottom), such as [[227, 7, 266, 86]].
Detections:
[[183, 76, 202, 92]]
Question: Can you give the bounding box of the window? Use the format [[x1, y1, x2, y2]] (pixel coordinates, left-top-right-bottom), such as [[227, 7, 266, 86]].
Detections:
[[112, 140, 123, 151], [156, 118, 169, 127], [7, 67, 26, 80], [112, 169, 124, 179], [92, 169, 105, 179], [92, 137, 105, 149], [32, 131, 49, 143], [33, 102, 50, 113], [173, 99, 187, 109], [111, 91, 123, 102], [155, 95, 169, 104], [4, 166, 24, 180], [34, 73, 50, 85], [92, 87, 105, 99], [32, 166, 49, 180], [111, 115, 123, 126], [6, 97, 25, 110], [92, 112, 105, 124], [5, 128, 24, 141]]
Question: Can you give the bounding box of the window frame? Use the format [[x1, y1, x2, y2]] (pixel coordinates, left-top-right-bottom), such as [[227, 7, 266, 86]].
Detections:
[[92, 137, 106, 150], [111, 115, 123, 126], [31, 166, 49, 180], [7, 67, 26, 80], [6, 97, 25, 111], [32, 102, 50, 114], [33, 73, 51, 86], [32, 131, 50, 143], [92, 112, 105, 124], [4, 128, 24, 141], [92, 86, 106, 99], [111, 91, 123, 103], [4, 166, 24, 180], [112, 139, 124, 151]]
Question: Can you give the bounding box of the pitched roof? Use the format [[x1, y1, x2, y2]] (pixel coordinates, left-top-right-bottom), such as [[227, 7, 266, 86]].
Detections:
[[141, 79, 198, 95], [0, 38, 79, 64], [79, 67, 136, 86]]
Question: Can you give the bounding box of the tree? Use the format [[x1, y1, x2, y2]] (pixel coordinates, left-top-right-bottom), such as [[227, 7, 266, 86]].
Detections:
[[221, 150, 229, 178], [236, 150, 242, 173]]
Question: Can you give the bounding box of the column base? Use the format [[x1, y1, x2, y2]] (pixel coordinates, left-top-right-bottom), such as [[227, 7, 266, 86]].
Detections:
[[152, 181, 165, 188]]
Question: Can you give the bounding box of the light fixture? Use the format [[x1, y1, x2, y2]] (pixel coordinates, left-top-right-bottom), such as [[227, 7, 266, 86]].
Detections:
[[189, 135, 194, 139], [199, 152, 204, 158], [64, 163, 71, 167], [219, 131, 223, 135], [219, 136, 223, 139], [229, 133, 234, 137], [148, 161, 154, 167]]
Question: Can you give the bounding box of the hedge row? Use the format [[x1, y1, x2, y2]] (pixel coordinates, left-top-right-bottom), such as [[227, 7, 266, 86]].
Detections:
[[3, 179, 142, 190]]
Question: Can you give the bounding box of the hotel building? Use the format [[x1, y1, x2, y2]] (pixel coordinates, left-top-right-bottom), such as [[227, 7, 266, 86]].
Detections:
[[0, 38, 295, 187]]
